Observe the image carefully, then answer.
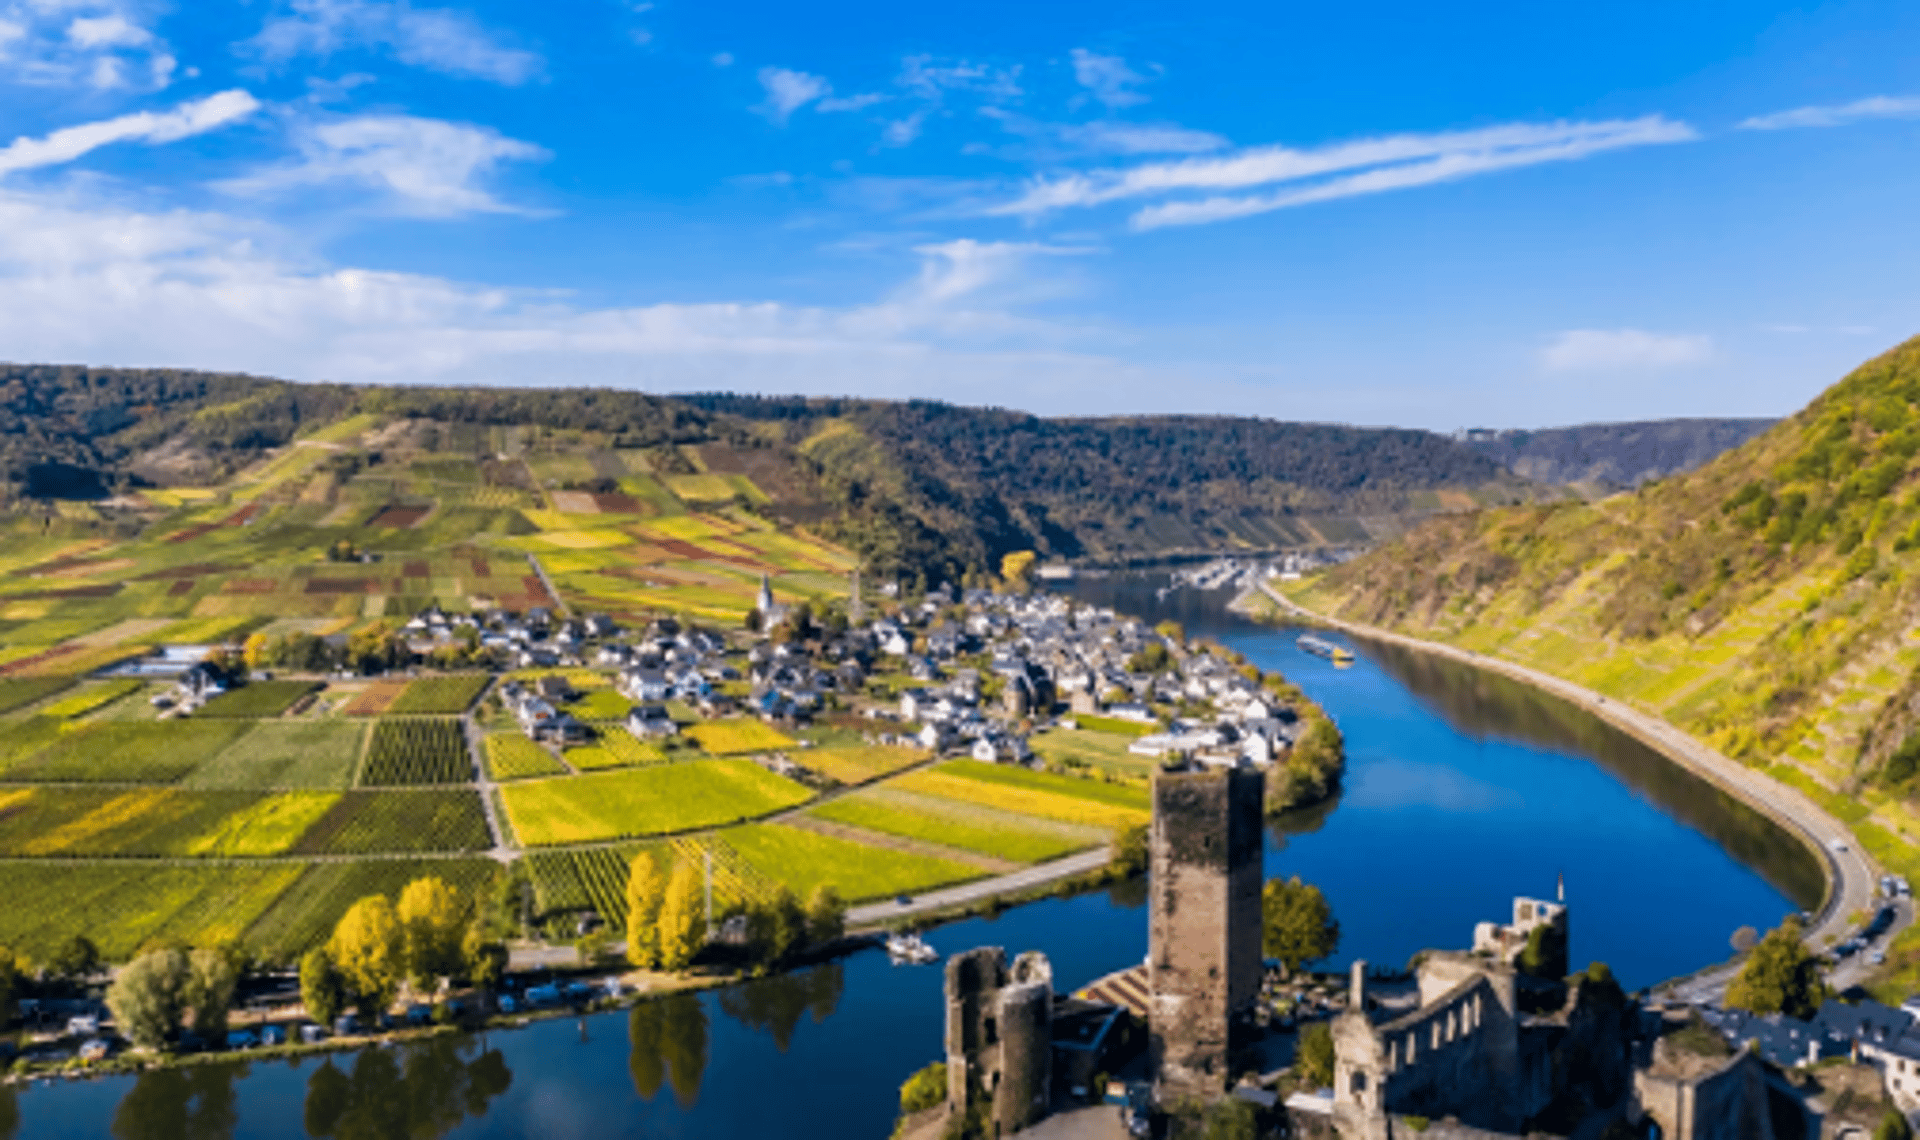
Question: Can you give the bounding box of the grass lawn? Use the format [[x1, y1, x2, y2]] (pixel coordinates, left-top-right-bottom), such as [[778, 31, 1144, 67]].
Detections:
[[1029, 729, 1154, 778], [183, 719, 365, 789], [889, 762, 1148, 830], [484, 733, 567, 780], [809, 788, 1095, 863], [1071, 713, 1158, 737], [720, 821, 985, 903], [565, 688, 634, 721], [684, 719, 796, 755], [500, 761, 812, 845], [802, 744, 925, 785]]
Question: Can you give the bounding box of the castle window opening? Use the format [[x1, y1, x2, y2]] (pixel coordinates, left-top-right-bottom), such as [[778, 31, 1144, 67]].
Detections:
[[984, 1017, 997, 1045], [1351, 1072, 1368, 1094]]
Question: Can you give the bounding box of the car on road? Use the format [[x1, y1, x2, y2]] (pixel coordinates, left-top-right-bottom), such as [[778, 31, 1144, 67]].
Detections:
[[895, 894, 913, 906], [1873, 951, 1888, 965], [1829, 838, 1850, 852]]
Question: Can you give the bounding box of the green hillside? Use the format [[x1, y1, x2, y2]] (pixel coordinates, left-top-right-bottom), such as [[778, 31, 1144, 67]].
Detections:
[[1296, 335, 1920, 844]]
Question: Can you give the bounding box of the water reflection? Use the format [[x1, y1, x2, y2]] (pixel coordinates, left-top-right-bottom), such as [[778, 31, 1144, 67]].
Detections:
[[629, 993, 709, 1108], [301, 1037, 511, 1139], [717, 963, 844, 1052], [1357, 637, 1826, 910], [0, 1085, 17, 1140], [112, 1065, 243, 1140]]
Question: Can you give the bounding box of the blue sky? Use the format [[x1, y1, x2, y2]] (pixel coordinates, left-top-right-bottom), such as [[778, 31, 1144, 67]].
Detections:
[[0, 0, 1916, 428]]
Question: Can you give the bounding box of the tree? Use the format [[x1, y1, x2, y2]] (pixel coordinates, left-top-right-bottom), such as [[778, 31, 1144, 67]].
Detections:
[[1725, 918, 1824, 1019], [999, 550, 1036, 587], [107, 949, 192, 1050], [898, 1061, 947, 1115], [1110, 822, 1149, 878], [51, 934, 100, 983], [804, 884, 846, 946], [1519, 920, 1569, 980], [397, 877, 468, 987], [462, 925, 508, 992], [1295, 1021, 1334, 1086], [186, 948, 237, 1040], [329, 896, 405, 1015], [1262, 876, 1340, 976], [657, 860, 706, 971], [1876, 1108, 1914, 1140], [300, 948, 346, 1028], [241, 632, 270, 672], [625, 852, 668, 969], [0, 943, 17, 1025], [765, 886, 806, 963]]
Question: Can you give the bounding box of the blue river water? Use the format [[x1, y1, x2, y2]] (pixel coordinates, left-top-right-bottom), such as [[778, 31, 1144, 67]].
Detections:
[[0, 579, 1819, 1139]]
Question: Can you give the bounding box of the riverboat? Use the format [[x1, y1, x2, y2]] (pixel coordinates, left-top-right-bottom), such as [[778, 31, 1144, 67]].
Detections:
[[1296, 634, 1354, 664], [886, 933, 939, 965]]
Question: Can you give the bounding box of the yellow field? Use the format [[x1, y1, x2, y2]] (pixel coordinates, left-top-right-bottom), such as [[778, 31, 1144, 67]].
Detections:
[[22, 790, 175, 856], [184, 793, 341, 856], [536, 529, 634, 550], [685, 720, 797, 755], [663, 474, 743, 503], [500, 761, 813, 845], [803, 745, 925, 785], [887, 770, 1149, 830]]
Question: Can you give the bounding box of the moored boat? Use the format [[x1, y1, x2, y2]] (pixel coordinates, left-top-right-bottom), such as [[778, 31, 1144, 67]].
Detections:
[[1296, 634, 1354, 664]]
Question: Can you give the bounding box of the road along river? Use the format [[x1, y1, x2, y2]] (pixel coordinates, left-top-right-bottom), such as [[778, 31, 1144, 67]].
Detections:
[[1, 576, 1824, 1139]]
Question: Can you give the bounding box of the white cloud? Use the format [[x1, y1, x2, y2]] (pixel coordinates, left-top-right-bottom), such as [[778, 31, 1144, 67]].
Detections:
[[1739, 95, 1920, 131], [1539, 329, 1713, 372], [0, 1, 175, 89], [711, 51, 733, 67], [218, 114, 549, 217], [0, 189, 1159, 411], [987, 115, 1696, 228], [1069, 48, 1149, 109], [897, 54, 1021, 103], [755, 67, 830, 124], [899, 239, 1089, 306], [0, 90, 260, 178], [978, 109, 1227, 158], [818, 92, 886, 112], [246, 0, 543, 85]]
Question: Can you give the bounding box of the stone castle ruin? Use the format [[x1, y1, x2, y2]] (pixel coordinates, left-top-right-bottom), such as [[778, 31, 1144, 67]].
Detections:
[[944, 947, 1056, 1134]]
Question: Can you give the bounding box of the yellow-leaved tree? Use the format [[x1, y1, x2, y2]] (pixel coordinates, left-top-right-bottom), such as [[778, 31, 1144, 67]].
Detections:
[[657, 860, 705, 971], [330, 895, 404, 1015], [1000, 550, 1037, 587], [397, 876, 469, 988], [626, 852, 668, 969]]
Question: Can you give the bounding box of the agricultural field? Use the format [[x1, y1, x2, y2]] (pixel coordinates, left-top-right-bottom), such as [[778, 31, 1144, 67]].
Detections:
[[500, 761, 812, 845], [562, 728, 668, 771], [889, 762, 1150, 831], [564, 688, 632, 721], [195, 680, 323, 718], [1029, 729, 1155, 779], [809, 789, 1097, 864], [360, 718, 472, 785], [801, 744, 924, 785], [180, 719, 365, 789], [340, 679, 408, 716], [39, 679, 144, 719], [288, 790, 493, 855], [525, 842, 658, 922], [721, 822, 986, 903], [0, 677, 74, 714], [684, 719, 796, 755], [484, 733, 566, 780], [388, 673, 492, 715], [0, 719, 251, 784], [1071, 714, 1159, 737], [181, 793, 342, 856], [0, 788, 268, 856], [241, 858, 499, 964], [0, 862, 308, 961]]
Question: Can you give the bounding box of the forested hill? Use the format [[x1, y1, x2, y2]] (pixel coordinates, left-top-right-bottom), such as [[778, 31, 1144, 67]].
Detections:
[[1294, 334, 1920, 814], [677, 395, 1537, 566], [1460, 418, 1777, 492]]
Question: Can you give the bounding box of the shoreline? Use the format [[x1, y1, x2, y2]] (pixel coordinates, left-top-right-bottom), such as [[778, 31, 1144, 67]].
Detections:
[[1258, 580, 1887, 999]]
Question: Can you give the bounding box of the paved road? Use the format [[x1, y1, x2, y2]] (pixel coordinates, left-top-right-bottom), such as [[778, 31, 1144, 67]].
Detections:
[[1265, 584, 1895, 997], [846, 846, 1114, 929]]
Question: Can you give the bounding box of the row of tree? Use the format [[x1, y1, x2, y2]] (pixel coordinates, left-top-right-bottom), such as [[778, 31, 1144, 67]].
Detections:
[[624, 853, 847, 973], [300, 878, 509, 1029]]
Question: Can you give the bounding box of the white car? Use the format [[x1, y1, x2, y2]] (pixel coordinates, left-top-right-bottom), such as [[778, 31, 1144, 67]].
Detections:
[[1829, 838, 1850, 853]]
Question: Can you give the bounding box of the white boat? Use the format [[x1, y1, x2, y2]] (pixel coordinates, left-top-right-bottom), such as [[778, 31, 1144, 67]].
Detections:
[[1296, 634, 1354, 664], [886, 933, 939, 965]]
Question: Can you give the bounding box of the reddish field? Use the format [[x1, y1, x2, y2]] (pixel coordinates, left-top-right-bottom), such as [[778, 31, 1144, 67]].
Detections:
[[367, 505, 430, 528]]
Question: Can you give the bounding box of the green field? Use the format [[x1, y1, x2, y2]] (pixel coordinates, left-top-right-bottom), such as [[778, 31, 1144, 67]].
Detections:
[[240, 858, 499, 964], [40, 679, 144, 720], [1029, 728, 1153, 777], [565, 688, 632, 721], [525, 842, 656, 923], [182, 719, 365, 789], [182, 792, 342, 855], [0, 787, 268, 856], [501, 761, 812, 845], [194, 680, 323, 718], [0, 677, 76, 715], [810, 789, 1094, 863], [287, 790, 493, 854], [684, 719, 796, 755], [0, 861, 307, 961], [891, 761, 1149, 830], [388, 674, 492, 715], [563, 727, 668, 771], [361, 718, 472, 785], [1071, 713, 1159, 737], [484, 733, 566, 780], [721, 822, 985, 903], [0, 719, 252, 784]]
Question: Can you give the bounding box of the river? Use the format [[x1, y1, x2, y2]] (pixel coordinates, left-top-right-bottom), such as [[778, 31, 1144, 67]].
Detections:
[[3, 576, 1821, 1139]]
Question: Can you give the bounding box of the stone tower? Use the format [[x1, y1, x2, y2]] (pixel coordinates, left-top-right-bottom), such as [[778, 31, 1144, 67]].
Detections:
[[945, 947, 1054, 1132], [1148, 764, 1266, 1100], [756, 573, 775, 620]]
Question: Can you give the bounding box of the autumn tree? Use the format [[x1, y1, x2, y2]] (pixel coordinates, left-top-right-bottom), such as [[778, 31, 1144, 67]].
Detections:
[[657, 860, 706, 971], [1262, 876, 1340, 977], [301, 948, 347, 1028], [50, 934, 100, 983], [1295, 1021, 1334, 1087], [0, 943, 17, 1024], [1725, 917, 1824, 1019], [397, 877, 469, 987], [804, 884, 846, 946], [330, 896, 405, 1015], [463, 926, 508, 992], [187, 948, 238, 1040], [1110, 822, 1149, 877], [108, 949, 192, 1050], [626, 851, 669, 969]]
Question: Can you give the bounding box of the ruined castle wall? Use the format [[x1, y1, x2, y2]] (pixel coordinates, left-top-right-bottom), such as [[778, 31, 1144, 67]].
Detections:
[[1148, 766, 1264, 1100], [945, 947, 1009, 1113], [994, 982, 1053, 1132]]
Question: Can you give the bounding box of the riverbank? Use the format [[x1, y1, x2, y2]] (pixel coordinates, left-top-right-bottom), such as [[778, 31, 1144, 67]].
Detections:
[[1260, 579, 1891, 997]]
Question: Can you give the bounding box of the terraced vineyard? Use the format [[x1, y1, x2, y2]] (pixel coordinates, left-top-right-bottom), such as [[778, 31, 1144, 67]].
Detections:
[[361, 718, 472, 785]]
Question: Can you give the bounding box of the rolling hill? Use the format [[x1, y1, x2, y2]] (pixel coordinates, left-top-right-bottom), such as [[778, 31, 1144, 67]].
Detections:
[[1460, 418, 1777, 493], [1294, 335, 1920, 857]]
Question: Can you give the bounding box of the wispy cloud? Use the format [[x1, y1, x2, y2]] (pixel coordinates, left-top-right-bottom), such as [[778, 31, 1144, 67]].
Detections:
[[975, 109, 1227, 159], [0, 1, 177, 89], [218, 114, 549, 216], [755, 67, 830, 124], [0, 90, 260, 178], [1069, 48, 1151, 109], [1539, 329, 1713, 372], [245, 0, 543, 85], [1738, 95, 1920, 131], [987, 115, 1696, 229]]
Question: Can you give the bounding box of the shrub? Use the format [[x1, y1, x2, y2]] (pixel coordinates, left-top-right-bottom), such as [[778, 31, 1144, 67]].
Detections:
[[899, 1061, 947, 1115]]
